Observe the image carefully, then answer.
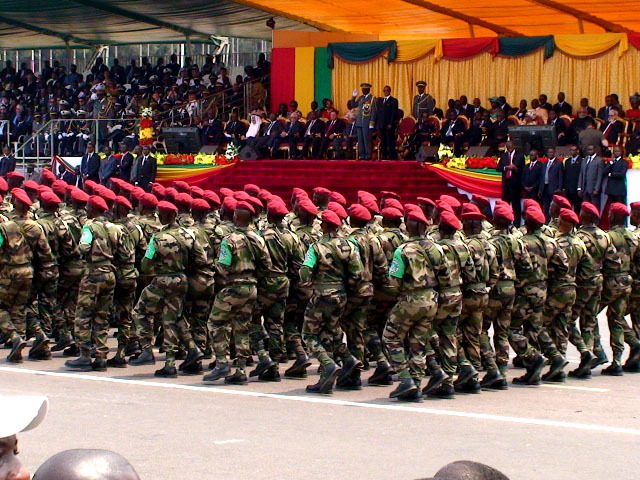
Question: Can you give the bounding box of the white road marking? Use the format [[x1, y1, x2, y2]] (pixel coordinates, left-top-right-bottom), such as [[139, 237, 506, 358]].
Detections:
[[541, 384, 609, 392], [1, 366, 636, 436], [212, 439, 244, 445]]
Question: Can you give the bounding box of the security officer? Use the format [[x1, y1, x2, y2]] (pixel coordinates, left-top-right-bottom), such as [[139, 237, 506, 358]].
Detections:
[[351, 83, 377, 160], [412, 81, 435, 119]]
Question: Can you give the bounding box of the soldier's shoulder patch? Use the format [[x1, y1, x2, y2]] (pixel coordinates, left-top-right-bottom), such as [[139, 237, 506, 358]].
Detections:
[[217, 237, 233, 266], [389, 247, 405, 278]]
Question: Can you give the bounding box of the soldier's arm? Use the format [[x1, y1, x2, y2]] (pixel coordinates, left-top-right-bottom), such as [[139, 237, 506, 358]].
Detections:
[[345, 242, 365, 291], [428, 243, 451, 292], [549, 239, 570, 276], [460, 244, 477, 285], [287, 232, 305, 274], [299, 243, 318, 286], [388, 245, 406, 289], [140, 235, 157, 274], [253, 234, 273, 278], [57, 219, 77, 258], [371, 236, 389, 285], [486, 242, 499, 290], [215, 235, 234, 276]]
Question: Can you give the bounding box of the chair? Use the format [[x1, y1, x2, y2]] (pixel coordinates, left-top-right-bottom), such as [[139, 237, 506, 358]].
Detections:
[[507, 115, 522, 126], [457, 115, 470, 130], [427, 116, 441, 134], [559, 115, 572, 130]]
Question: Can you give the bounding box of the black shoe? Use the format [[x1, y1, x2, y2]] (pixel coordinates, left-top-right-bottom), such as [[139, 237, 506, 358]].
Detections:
[[175, 349, 187, 360], [626, 345, 640, 366], [368, 363, 393, 386], [427, 384, 455, 399], [591, 350, 608, 369], [155, 365, 178, 378], [181, 348, 204, 370], [306, 362, 339, 394], [336, 356, 362, 384], [389, 377, 418, 399], [203, 364, 231, 384], [106, 356, 128, 368], [63, 344, 79, 357], [512, 355, 525, 369], [569, 351, 595, 378], [65, 355, 92, 371], [544, 355, 568, 380], [129, 349, 155, 366], [480, 369, 506, 390], [544, 371, 567, 383], [422, 368, 447, 395], [208, 360, 217, 370], [336, 371, 362, 390], [29, 334, 51, 359], [92, 358, 107, 372], [225, 371, 248, 385], [284, 355, 311, 378], [249, 357, 276, 377], [397, 388, 423, 403], [258, 367, 281, 382], [601, 363, 623, 376], [454, 365, 477, 388], [455, 378, 482, 393], [180, 361, 203, 376], [51, 334, 74, 352], [520, 354, 545, 385], [622, 360, 640, 373], [202, 347, 213, 360], [7, 338, 27, 363], [124, 341, 142, 357]]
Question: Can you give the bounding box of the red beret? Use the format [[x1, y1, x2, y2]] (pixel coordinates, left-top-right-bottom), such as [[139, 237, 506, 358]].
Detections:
[[84, 179, 97, 190], [313, 187, 331, 197], [190, 186, 204, 198], [222, 197, 237, 212], [175, 193, 193, 209], [152, 183, 166, 198], [380, 191, 400, 200], [525, 205, 546, 224], [404, 203, 420, 213], [381, 207, 403, 220], [23, 180, 39, 191], [41, 169, 56, 181], [110, 178, 122, 187], [247, 196, 263, 209], [88, 195, 108, 212], [140, 193, 158, 208], [357, 190, 376, 201], [219, 187, 234, 198], [164, 187, 178, 200], [191, 198, 211, 212], [101, 188, 116, 203], [328, 202, 347, 220], [37, 185, 52, 196], [71, 188, 89, 203], [267, 199, 289, 216], [7, 171, 24, 180], [258, 189, 272, 202], [114, 195, 131, 209], [630, 201, 640, 212], [552, 195, 572, 209], [559, 207, 579, 224], [384, 198, 404, 212], [12, 188, 32, 207], [236, 200, 255, 214], [65, 184, 75, 195], [407, 208, 429, 225], [0, 177, 7, 193], [440, 194, 461, 209], [461, 203, 485, 221], [360, 197, 380, 214], [493, 204, 514, 222], [157, 200, 178, 213], [329, 191, 346, 206], [610, 202, 630, 217], [349, 203, 372, 222], [435, 200, 454, 213], [292, 187, 308, 200], [119, 181, 133, 193], [234, 191, 251, 201], [40, 191, 61, 206], [298, 199, 318, 216], [495, 200, 509, 209], [471, 195, 490, 207], [203, 190, 221, 206], [131, 186, 146, 201], [417, 197, 435, 207], [244, 183, 260, 195], [579, 202, 599, 218], [321, 209, 342, 227], [173, 180, 190, 193], [440, 210, 462, 230], [523, 199, 539, 211]]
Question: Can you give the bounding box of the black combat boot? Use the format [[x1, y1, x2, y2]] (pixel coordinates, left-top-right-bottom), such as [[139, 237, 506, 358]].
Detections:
[[225, 370, 248, 385], [480, 369, 508, 390], [601, 363, 623, 376], [65, 354, 92, 371], [51, 334, 74, 352], [389, 377, 418, 399], [368, 362, 393, 386], [284, 355, 311, 378], [129, 349, 155, 366], [306, 362, 338, 394], [422, 368, 447, 395], [427, 384, 455, 399], [181, 347, 204, 370], [249, 356, 276, 377], [7, 337, 27, 363], [203, 364, 231, 384], [155, 365, 178, 378], [92, 357, 107, 372]]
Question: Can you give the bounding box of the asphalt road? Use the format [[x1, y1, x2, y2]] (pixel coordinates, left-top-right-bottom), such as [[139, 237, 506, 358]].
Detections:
[[1, 314, 638, 480]]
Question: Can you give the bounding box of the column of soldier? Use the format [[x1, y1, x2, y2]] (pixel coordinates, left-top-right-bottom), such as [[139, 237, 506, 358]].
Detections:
[[1, 168, 640, 402]]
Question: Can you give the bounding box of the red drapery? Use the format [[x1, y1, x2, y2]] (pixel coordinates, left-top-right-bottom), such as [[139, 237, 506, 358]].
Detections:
[[270, 48, 296, 113], [441, 37, 499, 59], [426, 165, 502, 198], [629, 33, 640, 50]]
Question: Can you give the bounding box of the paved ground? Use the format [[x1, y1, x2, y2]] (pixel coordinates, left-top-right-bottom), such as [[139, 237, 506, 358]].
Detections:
[[1, 314, 639, 480]]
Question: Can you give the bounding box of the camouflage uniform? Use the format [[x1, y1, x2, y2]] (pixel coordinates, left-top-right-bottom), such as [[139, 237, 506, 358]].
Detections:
[[627, 228, 640, 340], [300, 231, 363, 366], [382, 236, 449, 383], [209, 226, 272, 373]]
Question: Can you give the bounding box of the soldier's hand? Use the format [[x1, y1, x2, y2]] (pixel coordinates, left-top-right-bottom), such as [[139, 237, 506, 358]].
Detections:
[[352, 89, 358, 98]]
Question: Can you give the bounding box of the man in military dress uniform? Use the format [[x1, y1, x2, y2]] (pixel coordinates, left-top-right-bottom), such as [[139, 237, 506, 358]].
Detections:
[[352, 83, 377, 160], [412, 81, 435, 119]]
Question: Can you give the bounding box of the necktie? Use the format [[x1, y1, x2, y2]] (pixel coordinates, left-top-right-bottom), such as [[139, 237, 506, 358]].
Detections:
[[545, 160, 553, 184], [266, 122, 273, 135], [506, 151, 514, 179]]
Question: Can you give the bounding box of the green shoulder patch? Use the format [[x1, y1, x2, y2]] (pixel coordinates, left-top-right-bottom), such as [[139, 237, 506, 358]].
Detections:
[[144, 236, 157, 260], [79, 225, 93, 245], [218, 237, 233, 266], [302, 245, 317, 268], [389, 247, 406, 278]]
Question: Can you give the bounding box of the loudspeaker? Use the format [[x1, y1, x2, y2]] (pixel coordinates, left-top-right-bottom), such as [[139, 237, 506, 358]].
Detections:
[[467, 146, 490, 157], [416, 145, 439, 162], [199, 145, 219, 154], [555, 146, 573, 157], [239, 145, 259, 161]]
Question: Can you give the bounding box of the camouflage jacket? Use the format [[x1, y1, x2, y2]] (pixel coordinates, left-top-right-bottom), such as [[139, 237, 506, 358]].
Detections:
[[58, 208, 84, 269], [554, 231, 594, 287], [283, 211, 302, 232], [489, 229, 533, 284], [577, 224, 619, 279], [143, 222, 207, 276], [177, 213, 195, 228], [347, 227, 388, 297], [11, 213, 56, 274], [377, 227, 408, 263], [259, 223, 304, 279], [464, 233, 499, 294], [74, 207, 88, 226], [437, 234, 475, 292], [114, 217, 143, 280], [388, 235, 450, 292], [191, 220, 217, 278], [37, 211, 78, 267], [604, 225, 639, 277], [517, 229, 569, 286], [78, 216, 126, 274], [216, 225, 272, 284], [296, 223, 321, 250], [0, 219, 33, 270]]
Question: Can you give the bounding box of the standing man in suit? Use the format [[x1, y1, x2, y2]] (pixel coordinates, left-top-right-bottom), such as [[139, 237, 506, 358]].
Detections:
[[412, 81, 435, 119], [540, 147, 564, 218], [79, 142, 100, 188], [0, 145, 16, 178], [376, 85, 398, 160], [563, 145, 583, 212], [497, 141, 525, 225], [521, 148, 544, 203], [318, 110, 345, 159], [605, 145, 628, 204], [118, 142, 134, 181], [98, 146, 118, 186], [301, 111, 325, 159], [552, 92, 572, 116], [132, 145, 156, 191], [352, 82, 377, 160], [577, 145, 604, 207]]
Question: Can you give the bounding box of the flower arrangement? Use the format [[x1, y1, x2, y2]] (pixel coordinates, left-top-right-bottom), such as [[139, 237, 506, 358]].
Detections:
[[437, 144, 453, 161], [155, 152, 239, 166], [139, 107, 155, 146], [441, 156, 497, 170]]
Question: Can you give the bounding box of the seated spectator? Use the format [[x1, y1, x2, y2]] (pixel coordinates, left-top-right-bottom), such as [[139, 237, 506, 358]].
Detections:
[[289, 100, 302, 119], [548, 110, 568, 145], [600, 108, 625, 146], [467, 111, 490, 147], [201, 115, 224, 149], [512, 99, 528, 122], [318, 110, 345, 158], [610, 93, 625, 117], [223, 111, 248, 148], [525, 98, 548, 124], [320, 98, 338, 119], [469, 97, 486, 117], [553, 92, 572, 115], [579, 97, 597, 118], [486, 109, 509, 154], [498, 96, 512, 114], [437, 109, 466, 155], [432, 99, 444, 120], [459, 95, 473, 118], [598, 95, 616, 121], [276, 111, 304, 159], [626, 93, 640, 122], [276, 102, 289, 119], [401, 111, 433, 159], [306, 101, 319, 118], [538, 93, 552, 111], [333, 116, 357, 160], [301, 111, 325, 159], [568, 107, 593, 144], [247, 112, 283, 158]]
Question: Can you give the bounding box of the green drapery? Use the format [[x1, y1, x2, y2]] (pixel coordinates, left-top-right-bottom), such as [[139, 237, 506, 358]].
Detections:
[[314, 47, 332, 104], [328, 41, 397, 68], [497, 36, 555, 59]]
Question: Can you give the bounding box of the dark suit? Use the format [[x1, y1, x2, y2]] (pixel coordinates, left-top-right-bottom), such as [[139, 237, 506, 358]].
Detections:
[[487, 119, 509, 153], [604, 156, 628, 203], [334, 122, 357, 159], [439, 118, 466, 155], [118, 151, 134, 181], [578, 154, 604, 207], [0, 155, 16, 178], [318, 118, 345, 158], [497, 150, 525, 225], [79, 152, 100, 187], [549, 118, 568, 145], [275, 121, 305, 158], [563, 155, 583, 211], [201, 120, 224, 147], [597, 106, 615, 121], [248, 120, 284, 158], [552, 102, 572, 116], [377, 96, 399, 159], [540, 158, 564, 217], [61, 169, 78, 187], [521, 160, 544, 202], [224, 120, 248, 148], [600, 119, 625, 145], [301, 119, 325, 159], [133, 154, 157, 191]]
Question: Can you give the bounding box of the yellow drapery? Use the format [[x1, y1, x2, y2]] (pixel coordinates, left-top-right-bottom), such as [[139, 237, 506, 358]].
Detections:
[[391, 39, 441, 62], [332, 47, 640, 118], [554, 33, 628, 58], [294, 47, 316, 113]]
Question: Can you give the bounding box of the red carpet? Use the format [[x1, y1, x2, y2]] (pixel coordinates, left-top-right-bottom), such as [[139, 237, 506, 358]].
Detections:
[[205, 160, 466, 204]]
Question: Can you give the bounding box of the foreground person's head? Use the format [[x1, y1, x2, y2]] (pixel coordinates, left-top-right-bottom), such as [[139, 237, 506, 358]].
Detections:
[[33, 449, 140, 480]]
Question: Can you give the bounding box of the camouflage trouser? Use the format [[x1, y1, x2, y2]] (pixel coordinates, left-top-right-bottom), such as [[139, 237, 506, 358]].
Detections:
[[340, 294, 371, 362], [284, 284, 311, 356], [365, 287, 397, 365], [74, 270, 116, 358], [510, 282, 561, 361], [382, 289, 438, 381], [541, 284, 577, 356], [208, 283, 257, 372], [57, 266, 84, 337], [482, 282, 516, 374], [114, 278, 137, 351], [458, 292, 488, 369], [570, 282, 604, 355], [302, 288, 348, 366], [133, 274, 155, 343], [627, 280, 640, 340], [428, 289, 462, 386], [133, 274, 191, 366], [601, 274, 640, 364], [184, 273, 215, 353], [27, 268, 58, 337], [0, 268, 33, 341], [250, 276, 289, 358]]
